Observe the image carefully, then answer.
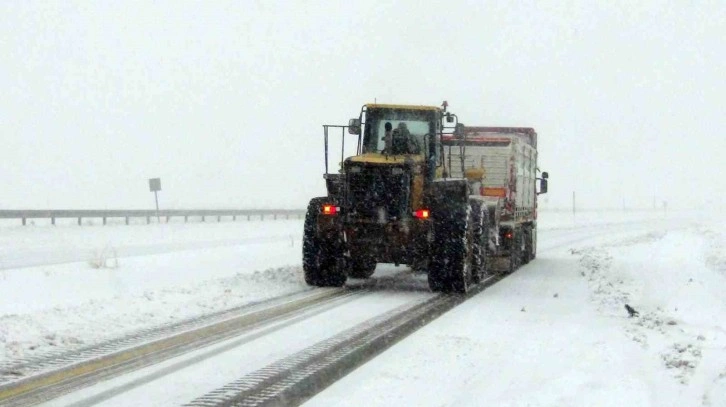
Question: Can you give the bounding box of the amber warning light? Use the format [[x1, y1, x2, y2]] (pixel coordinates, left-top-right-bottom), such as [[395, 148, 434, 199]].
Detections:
[[322, 204, 338, 215], [413, 209, 430, 219]]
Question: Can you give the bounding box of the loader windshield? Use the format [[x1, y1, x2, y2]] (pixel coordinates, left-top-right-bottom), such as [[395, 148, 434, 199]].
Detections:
[[363, 108, 435, 155]]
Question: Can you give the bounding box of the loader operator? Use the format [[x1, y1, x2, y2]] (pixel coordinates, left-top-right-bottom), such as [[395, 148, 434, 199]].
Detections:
[[389, 122, 421, 155], [383, 122, 393, 153]]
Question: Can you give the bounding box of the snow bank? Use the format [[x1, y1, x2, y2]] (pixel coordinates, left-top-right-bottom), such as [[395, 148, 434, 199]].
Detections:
[[0, 221, 307, 364]]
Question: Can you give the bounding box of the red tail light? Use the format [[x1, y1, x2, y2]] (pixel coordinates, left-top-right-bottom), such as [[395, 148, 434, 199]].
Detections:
[[504, 232, 513, 239], [322, 204, 337, 215], [413, 209, 430, 219]]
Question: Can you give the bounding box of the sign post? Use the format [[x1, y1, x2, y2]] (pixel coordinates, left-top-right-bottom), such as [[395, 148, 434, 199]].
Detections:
[[149, 178, 161, 223]]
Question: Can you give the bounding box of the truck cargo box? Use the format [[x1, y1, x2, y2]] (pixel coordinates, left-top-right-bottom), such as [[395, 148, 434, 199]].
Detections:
[[443, 128, 538, 221]]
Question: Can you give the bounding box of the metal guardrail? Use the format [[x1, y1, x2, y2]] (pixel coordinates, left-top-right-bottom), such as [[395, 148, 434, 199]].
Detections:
[[0, 209, 306, 226]]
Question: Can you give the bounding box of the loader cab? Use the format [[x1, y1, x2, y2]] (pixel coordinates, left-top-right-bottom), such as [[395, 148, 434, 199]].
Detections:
[[352, 104, 443, 180]]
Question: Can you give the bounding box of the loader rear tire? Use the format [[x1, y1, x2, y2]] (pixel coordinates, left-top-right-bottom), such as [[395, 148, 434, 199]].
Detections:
[[303, 197, 346, 287], [428, 201, 479, 294]]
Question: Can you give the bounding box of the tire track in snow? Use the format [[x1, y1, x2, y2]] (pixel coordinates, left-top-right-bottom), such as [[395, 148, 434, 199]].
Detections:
[[0, 288, 361, 407], [182, 275, 504, 407]]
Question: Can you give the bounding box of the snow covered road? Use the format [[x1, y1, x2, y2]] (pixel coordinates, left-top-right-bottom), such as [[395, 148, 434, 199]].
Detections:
[[38, 287, 435, 406], [1, 211, 724, 406], [306, 214, 726, 407]]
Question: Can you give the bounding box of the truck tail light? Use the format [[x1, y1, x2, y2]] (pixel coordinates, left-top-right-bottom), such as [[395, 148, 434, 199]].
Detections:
[[322, 204, 337, 215], [504, 231, 513, 239], [413, 209, 430, 219]]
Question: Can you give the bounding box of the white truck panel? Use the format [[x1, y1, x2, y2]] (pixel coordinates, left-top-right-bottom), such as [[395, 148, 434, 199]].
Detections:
[[446, 134, 537, 217]]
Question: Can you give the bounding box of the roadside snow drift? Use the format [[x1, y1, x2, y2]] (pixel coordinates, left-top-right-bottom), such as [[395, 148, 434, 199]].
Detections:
[[0, 220, 308, 364], [306, 214, 726, 407]]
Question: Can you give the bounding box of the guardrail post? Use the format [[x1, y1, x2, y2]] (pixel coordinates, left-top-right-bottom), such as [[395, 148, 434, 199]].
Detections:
[[146, 216, 150, 224], [202, 216, 205, 222], [217, 215, 221, 222], [184, 215, 188, 223], [166, 216, 170, 223], [22, 217, 26, 226], [78, 217, 82, 226], [125, 217, 129, 225], [103, 217, 107, 226], [52, 217, 56, 226], [261, 214, 264, 221], [247, 215, 250, 221], [286, 213, 289, 220]]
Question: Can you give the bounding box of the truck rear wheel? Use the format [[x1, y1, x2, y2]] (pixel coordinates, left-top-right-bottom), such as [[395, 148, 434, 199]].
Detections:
[[508, 229, 522, 274], [470, 200, 487, 284], [522, 226, 532, 265], [303, 197, 346, 287]]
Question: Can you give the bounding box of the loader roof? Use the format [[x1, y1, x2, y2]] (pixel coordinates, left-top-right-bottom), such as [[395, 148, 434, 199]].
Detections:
[[365, 103, 441, 111], [348, 153, 426, 165]]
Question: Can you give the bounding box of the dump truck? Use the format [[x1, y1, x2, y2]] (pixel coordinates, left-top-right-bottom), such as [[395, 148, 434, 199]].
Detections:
[[302, 102, 548, 293], [443, 127, 548, 273]]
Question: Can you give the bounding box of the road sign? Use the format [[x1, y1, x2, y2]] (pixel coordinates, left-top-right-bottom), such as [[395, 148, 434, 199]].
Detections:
[[149, 178, 161, 192]]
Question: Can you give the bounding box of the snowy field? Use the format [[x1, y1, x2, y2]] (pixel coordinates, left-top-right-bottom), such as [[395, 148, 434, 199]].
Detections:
[[1, 210, 725, 406], [0, 219, 308, 361]]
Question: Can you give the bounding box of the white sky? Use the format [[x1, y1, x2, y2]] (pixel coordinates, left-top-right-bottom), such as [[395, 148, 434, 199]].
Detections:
[[1, 1, 724, 210]]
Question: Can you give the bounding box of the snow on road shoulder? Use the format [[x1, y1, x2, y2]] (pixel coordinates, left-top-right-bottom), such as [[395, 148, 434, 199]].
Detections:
[[306, 221, 726, 407], [701, 224, 726, 278], [0, 237, 307, 365], [572, 226, 726, 403], [0, 220, 303, 270]]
